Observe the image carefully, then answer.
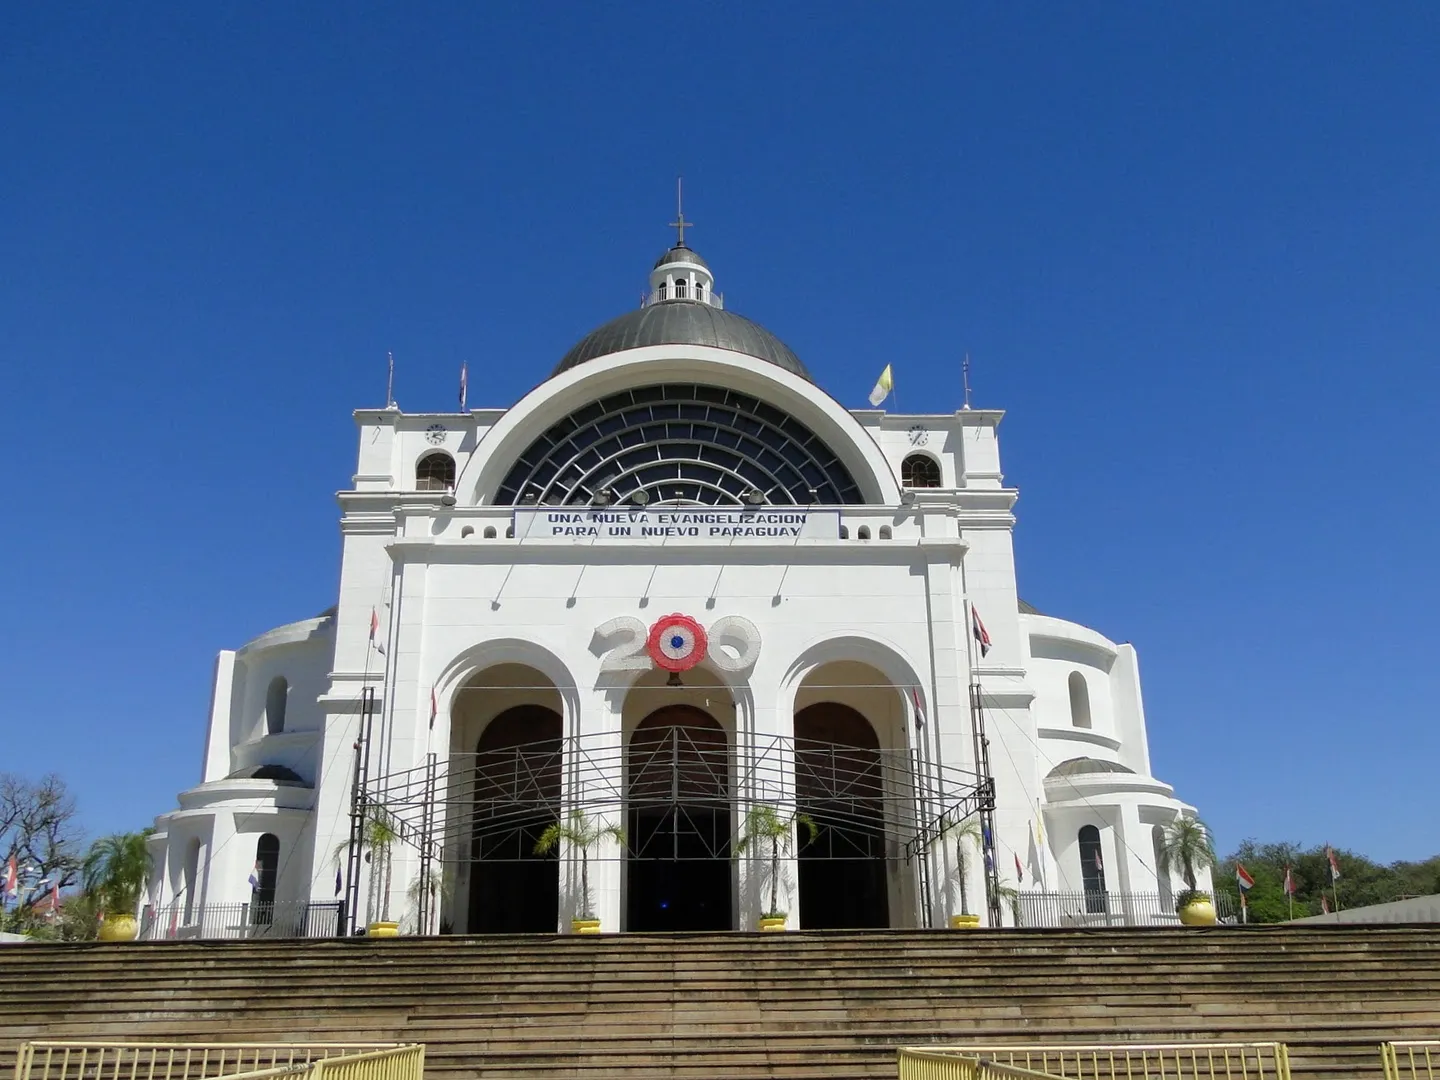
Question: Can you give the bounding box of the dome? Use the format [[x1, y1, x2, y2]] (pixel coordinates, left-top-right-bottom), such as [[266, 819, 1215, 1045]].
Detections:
[[654, 244, 709, 270], [553, 301, 812, 381], [1047, 757, 1135, 779]]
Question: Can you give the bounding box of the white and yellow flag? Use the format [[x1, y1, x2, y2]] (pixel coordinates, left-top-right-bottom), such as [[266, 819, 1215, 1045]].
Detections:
[[868, 364, 893, 407]]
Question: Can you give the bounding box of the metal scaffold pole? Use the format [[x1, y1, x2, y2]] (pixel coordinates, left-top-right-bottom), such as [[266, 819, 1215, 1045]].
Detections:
[[343, 686, 375, 936]]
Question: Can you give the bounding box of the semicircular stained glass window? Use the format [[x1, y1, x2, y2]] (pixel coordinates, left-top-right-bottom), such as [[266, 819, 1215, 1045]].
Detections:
[[494, 384, 864, 506]]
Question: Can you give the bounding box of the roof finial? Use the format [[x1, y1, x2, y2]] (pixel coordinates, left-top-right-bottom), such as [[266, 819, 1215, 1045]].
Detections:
[[669, 176, 692, 247], [962, 352, 973, 410]]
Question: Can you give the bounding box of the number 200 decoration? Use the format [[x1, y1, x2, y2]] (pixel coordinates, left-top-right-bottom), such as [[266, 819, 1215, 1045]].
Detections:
[[595, 613, 762, 674]]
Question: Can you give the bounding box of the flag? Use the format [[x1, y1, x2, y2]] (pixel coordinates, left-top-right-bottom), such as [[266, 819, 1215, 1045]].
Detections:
[[49, 881, 59, 919], [1321, 894, 1331, 914], [867, 364, 893, 407], [334, 865, 343, 897], [1326, 846, 1341, 882], [971, 606, 992, 658], [1034, 806, 1045, 846], [3, 856, 16, 899], [369, 608, 379, 641], [1094, 849, 1103, 873], [1236, 863, 1255, 893], [981, 823, 994, 872], [1014, 852, 1024, 884], [910, 687, 925, 730], [1283, 865, 1296, 896], [459, 361, 469, 412], [248, 862, 260, 891], [430, 687, 438, 729]]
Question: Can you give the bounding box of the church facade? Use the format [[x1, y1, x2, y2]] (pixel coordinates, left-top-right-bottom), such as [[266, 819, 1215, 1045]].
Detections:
[[147, 236, 1210, 935]]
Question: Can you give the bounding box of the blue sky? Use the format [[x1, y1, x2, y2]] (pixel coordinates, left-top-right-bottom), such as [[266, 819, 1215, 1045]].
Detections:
[[3, 5, 1436, 864]]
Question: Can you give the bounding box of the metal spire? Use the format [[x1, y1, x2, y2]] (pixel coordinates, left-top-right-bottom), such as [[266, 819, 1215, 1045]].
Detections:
[[962, 352, 973, 410], [668, 177, 692, 247]]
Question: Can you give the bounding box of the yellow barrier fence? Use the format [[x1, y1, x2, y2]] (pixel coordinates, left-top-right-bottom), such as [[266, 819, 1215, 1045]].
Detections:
[[1383, 1041, 1440, 1080], [898, 1052, 1071, 1080], [898, 1042, 1291, 1080], [12, 1043, 412, 1080]]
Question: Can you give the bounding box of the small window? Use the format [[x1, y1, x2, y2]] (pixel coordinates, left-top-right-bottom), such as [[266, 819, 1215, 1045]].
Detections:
[[416, 452, 456, 492], [182, 838, 201, 923], [857, 526, 871, 540], [460, 526, 474, 538], [674, 278, 688, 299], [265, 677, 287, 735], [1079, 825, 1107, 911], [505, 525, 515, 538], [696, 282, 705, 301], [839, 526, 849, 539], [657, 281, 668, 300], [879, 525, 892, 539], [483, 526, 497, 539], [1068, 672, 1092, 729], [901, 454, 941, 488]]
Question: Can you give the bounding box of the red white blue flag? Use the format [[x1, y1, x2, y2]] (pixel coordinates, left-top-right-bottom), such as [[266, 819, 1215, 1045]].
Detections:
[[1326, 846, 1341, 882], [1236, 863, 1255, 892], [910, 687, 925, 730], [1283, 865, 1296, 896], [1014, 852, 1024, 884], [971, 606, 991, 658], [3, 856, 16, 899]]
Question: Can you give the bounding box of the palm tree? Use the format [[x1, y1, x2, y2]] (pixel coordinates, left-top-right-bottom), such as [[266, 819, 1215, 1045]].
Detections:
[[1159, 815, 1217, 907], [83, 830, 155, 913], [735, 803, 817, 919], [334, 802, 403, 924], [534, 809, 626, 920], [942, 817, 983, 916]]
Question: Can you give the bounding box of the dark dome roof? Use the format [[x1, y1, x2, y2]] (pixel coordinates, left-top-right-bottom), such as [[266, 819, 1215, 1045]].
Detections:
[[553, 301, 812, 380], [226, 764, 310, 786], [653, 244, 709, 270], [1047, 757, 1135, 779]]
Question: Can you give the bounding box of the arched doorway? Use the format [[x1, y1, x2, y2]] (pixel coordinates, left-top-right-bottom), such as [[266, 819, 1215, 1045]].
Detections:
[[794, 702, 890, 928], [469, 704, 562, 932], [626, 706, 732, 931]]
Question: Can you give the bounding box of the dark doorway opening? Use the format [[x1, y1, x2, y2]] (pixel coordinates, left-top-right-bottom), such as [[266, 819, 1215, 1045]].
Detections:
[[626, 707, 732, 931], [795, 702, 890, 929], [468, 705, 562, 933]]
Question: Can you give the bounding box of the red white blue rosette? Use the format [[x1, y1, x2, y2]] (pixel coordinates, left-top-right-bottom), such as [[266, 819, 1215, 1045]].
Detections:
[[646, 614, 708, 672]]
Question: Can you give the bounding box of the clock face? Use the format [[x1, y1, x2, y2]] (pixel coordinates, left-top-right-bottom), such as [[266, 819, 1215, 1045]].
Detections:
[[907, 424, 929, 447], [425, 424, 448, 446]]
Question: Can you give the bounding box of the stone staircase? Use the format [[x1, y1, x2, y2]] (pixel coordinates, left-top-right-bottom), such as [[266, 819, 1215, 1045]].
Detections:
[[3, 927, 1438, 1080]]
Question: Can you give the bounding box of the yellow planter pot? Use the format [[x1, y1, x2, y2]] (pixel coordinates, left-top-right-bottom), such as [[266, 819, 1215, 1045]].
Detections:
[[949, 913, 981, 930], [572, 918, 601, 934], [367, 921, 400, 937], [1178, 897, 1217, 926], [98, 913, 138, 942], [758, 916, 787, 932]]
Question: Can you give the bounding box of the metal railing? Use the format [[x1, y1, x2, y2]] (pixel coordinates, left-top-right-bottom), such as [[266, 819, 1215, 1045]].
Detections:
[[1012, 890, 1239, 928], [138, 901, 344, 941], [1383, 1041, 1440, 1080], [12, 1043, 403, 1080], [899, 1053, 1067, 1080], [900, 1043, 1291, 1080]]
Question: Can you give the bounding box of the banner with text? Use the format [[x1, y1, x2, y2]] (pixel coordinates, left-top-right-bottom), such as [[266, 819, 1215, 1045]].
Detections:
[[512, 508, 841, 541]]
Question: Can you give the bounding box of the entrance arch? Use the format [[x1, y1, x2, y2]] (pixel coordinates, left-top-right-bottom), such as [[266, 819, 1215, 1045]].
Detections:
[[625, 705, 732, 931], [794, 702, 890, 928], [468, 703, 563, 933]]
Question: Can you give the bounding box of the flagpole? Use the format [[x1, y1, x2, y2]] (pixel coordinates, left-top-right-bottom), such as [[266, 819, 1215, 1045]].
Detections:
[[385, 351, 395, 408]]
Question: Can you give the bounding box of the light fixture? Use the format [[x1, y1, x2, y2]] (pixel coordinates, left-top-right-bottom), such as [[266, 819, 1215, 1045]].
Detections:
[[807, 487, 819, 503], [745, 488, 764, 505], [591, 488, 611, 506], [522, 492, 537, 505], [666, 671, 683, 688], [901, 489, 917, 504], [440, 494, 457, 507], [632, 489, 650, 505]]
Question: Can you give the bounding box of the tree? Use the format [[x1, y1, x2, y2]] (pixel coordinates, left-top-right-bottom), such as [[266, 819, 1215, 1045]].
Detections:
[[1, 773, 83, 893], [534, 808, 626, 920], [83, 830, 155, 914], [735, 802, 816, 919], [1214, 839, 1440, 923], [1158, 816, 1217, 906], [334, 801, 403, 925], [941, 816, 983, 917]]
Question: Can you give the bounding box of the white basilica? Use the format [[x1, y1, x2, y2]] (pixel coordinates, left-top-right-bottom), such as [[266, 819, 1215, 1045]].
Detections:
[[147, 231, 1212, 937]]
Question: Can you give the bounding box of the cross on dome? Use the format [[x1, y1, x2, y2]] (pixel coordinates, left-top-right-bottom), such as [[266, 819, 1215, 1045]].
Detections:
[[669, 177, 692, 247]]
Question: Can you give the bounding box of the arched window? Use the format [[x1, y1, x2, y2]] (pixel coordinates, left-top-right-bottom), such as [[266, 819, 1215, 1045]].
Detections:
[[251, 833, 280, 919], [1152, 824, 1173, 909], [182, 838, 201, 923], [857, 526, 871, 540], [674, 278, 688, 299], [839, 526, 849, 539], [695, 282, 705, 301], [1078, 825, 1106, 912], [878, 525, 892, 539], [901, 454, 941, 488], [265, 676, 287, 735], [416, 452, 456, 492], [657, 281, 668, 300], [483, 526, 497, 539], [1068, 672, 1092, 729]]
